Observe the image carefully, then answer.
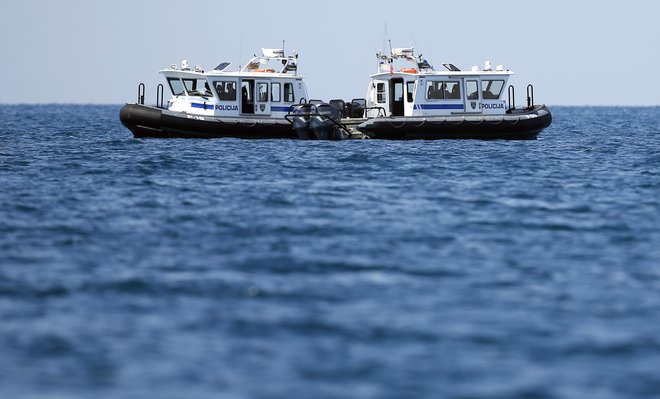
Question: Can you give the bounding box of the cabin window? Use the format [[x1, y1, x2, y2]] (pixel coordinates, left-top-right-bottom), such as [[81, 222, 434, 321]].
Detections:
[[271, 83, 281, 102], [426, 81, 461, 100], [393, 83, 403, 102], [407, 82, 415, 102], [213, 80, 237, 101], [466, 80, 479, 100], [376, 83, 385, 103], [482, 80, 505, 99], [284, 83, 295, 102], [167, 78, 185, 96], [182, 78, 212, 97], [256, 83, 269, 102]]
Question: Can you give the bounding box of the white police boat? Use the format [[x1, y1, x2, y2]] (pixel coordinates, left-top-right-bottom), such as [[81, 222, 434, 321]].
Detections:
[[120, 49, 308, 138], [286, 48, 551, 140], [354, 47, 552, 140]]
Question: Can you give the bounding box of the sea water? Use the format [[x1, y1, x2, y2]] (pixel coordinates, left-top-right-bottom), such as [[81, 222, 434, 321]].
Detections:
[[1, 105, 659, 398]]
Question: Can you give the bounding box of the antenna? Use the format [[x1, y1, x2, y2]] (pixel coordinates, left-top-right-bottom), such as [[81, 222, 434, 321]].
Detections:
[[410, 29, 418, 52], [388, 39, 393, 56], [282, 40, 285, 53]]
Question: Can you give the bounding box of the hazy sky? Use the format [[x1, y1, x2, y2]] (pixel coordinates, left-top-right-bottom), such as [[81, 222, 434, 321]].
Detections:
[[2, 0, 659, 105]]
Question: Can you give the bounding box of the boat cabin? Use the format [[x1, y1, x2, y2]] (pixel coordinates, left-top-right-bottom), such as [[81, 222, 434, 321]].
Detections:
[[365, 48, 513, 118], [160, 49, 308, 118]]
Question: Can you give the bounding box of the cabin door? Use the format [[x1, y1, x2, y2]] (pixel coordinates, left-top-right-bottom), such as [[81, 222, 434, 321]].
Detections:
[[464, 79, 482, 113], [254, 80, 271, 116], [240, 79, 255, 114], [390, 78, 405, 117]]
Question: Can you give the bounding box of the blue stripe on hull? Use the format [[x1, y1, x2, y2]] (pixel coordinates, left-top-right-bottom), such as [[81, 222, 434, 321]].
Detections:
[[191, 103, 215, 110], [189, 104, 292, 112], [415, 103, 464, 110], [271, 106, 292, 112]]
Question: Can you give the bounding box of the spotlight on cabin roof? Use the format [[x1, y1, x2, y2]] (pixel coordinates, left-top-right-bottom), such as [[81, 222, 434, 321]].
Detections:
[[262, 48, 285, 58], [391, 48, 414, 58]]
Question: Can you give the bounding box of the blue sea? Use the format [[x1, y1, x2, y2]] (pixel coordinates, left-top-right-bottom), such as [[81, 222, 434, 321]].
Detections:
[[1, 105, 659, 398]]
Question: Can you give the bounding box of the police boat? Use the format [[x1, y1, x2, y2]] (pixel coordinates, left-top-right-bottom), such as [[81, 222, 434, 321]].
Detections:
[[352, 48, 552, 140], [119, 49, 308, 138]]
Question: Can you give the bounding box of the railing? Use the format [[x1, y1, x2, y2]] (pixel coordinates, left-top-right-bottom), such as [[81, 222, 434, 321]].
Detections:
[[137, 83, 145, 105], [156, 84, 164, 109], [508, 84, 536, 111], [136, 83, 166, 108], [364, 106, 387, 118], [508, 85, 515, 111]]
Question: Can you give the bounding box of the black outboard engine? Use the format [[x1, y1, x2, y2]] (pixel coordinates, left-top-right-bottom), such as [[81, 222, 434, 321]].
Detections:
[[350, 99, 366, 118], [289, 103, 315, 139], [329, 99, 347, 118], [286, 101, 350, 140], [310, 104, 343, 140]]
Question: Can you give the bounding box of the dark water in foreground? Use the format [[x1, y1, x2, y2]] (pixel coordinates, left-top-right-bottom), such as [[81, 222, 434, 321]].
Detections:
[[1, 105, 660, 398]]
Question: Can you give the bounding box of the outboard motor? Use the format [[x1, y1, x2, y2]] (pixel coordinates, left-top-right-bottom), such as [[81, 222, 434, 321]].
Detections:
[[310, 104, 343, 140], [289, 103, 315, 139], [286, 102, 349, 140], [329, 99, 347, 118], [350, 99, 367, 118]]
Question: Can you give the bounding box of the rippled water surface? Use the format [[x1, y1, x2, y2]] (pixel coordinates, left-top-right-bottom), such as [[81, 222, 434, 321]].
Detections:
[[1, 105, 660, 398]]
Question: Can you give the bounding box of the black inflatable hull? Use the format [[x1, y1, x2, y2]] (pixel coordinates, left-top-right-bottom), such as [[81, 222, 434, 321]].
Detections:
[[357, 105, 552, 140], [119, 104, 296, 139]]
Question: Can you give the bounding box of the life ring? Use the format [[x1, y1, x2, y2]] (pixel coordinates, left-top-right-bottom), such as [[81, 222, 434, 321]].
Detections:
[[400, 68, 418, 74], [254, 68, 275, 73]]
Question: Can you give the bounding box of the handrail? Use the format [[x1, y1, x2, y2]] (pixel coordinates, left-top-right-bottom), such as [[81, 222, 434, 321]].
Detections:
[[508, 85, 515, 111], [138, 83, 145, 105], [156, 84, 164, 108], [365, 106, 387, 118], [526, 84, 534, 108]]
